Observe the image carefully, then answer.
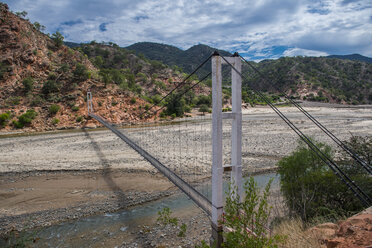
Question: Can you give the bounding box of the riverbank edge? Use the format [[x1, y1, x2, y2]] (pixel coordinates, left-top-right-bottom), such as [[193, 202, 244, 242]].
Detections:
[[0, 167, 278, 237]]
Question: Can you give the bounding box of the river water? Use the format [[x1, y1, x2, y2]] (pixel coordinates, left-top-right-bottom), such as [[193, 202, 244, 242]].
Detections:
[[22, 173, 279, 247]]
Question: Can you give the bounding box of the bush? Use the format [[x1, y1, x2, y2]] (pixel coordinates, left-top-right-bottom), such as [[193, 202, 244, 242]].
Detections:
[[52, 118, 59, 125], [221, 177, 283, 247], [48, 104, 60, 115], [7, 96, 21, 106], [71, 106, 79, 112], [76, 116, 83, 122], [278, 138, 372, 222], [30, 96, 44, 106], [0, 112, 11, 127], [42, 80, 59, 95], [130, 97, 136, 104], [22, 77, 34, 92], [13, 109, 37, 128], [151, 94, 162, 105], [157, 207, 178, 226], [73, 63, 90, 81]]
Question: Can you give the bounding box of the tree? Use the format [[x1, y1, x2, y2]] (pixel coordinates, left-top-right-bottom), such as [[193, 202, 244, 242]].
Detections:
[[15, 11, 27, 18], [166, 93, 186, 117], [42, 80, 59, 95], [199, 104, 209, 115], [33, 22, 45, 32], [51, 31, 64, 48], [278, 138, 372, 221]]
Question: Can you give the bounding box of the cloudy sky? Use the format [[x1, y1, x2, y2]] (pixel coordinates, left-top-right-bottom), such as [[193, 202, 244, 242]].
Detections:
[[4, 0, 372, 60]]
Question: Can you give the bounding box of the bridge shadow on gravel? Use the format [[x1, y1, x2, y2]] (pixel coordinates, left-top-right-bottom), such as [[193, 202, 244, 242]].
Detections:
[[83, 129, 128, 208]]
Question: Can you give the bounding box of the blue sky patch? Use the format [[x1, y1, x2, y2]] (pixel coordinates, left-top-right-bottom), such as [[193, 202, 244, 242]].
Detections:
[[99, 22, 109, 32]]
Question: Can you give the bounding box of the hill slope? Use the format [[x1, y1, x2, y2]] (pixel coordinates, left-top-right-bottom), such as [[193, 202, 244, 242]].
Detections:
[[1, 4, 209, 132], [327, 54, 372, 64], [126, 42, 231, 77], [242, 56, 372, 104]]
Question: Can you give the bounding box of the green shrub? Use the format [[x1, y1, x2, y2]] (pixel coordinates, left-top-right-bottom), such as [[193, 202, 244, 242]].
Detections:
[[71, 106, 79, 111], [157, 207, 178, 226], [22, 77, 34, 92], [151, 94, 162, 104], [221, 177, 283, 247], [130, 97, 136, 104], [7, 96, 21, 106], [30, 96, 44, 106], [42, 80, 59, 95], [76, 116, 83, 122], [73, 63, 90, 81], [177, 223, 187, 237], [48, 104, 60, 115], [0, 112, 11, 127], [278, 138, 372, 222], [59, 63, 69, 72], [47, 73, 57, 80], [13, 109, 37, 128], [52, 118, 59, 125]]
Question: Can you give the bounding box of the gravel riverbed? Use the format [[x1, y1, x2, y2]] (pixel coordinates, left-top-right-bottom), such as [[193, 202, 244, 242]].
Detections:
[[0, 105, 371, 246]]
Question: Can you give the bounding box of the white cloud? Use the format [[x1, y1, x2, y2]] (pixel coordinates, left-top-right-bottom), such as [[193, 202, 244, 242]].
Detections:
[[283, 48, 329, 57], [4, 0, 372, 58]]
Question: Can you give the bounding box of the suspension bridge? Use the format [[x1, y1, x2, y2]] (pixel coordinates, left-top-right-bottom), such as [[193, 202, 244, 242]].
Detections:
[[87, 52, 371, 247]]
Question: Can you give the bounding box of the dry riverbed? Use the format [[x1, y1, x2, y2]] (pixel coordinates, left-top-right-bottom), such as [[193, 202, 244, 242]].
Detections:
[[0, 104, 371, 246]]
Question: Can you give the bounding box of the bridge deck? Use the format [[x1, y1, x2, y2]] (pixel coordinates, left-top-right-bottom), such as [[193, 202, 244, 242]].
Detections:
[[89, 113, 212, 216]]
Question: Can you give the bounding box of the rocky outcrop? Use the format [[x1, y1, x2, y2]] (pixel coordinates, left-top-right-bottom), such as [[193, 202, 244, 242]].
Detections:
[[308, 207, 372, 248]]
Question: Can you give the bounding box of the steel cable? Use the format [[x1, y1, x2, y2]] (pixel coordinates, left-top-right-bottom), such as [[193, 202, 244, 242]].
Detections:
[[220, 53, 371, 207], [239, 55, 372, 175]]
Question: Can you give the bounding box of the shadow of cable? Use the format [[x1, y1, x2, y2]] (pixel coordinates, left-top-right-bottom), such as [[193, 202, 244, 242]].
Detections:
[[83, 129, 128, 207]]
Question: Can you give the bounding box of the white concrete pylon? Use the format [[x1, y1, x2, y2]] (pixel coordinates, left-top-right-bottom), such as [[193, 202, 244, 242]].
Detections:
[[87, 91, 93, 114], [211, 53, 243, 247]]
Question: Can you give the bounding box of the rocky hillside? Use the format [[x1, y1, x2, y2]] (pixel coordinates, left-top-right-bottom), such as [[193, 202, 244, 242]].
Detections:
[[0, 4, 210, 132], [126, 42, 372, 105]]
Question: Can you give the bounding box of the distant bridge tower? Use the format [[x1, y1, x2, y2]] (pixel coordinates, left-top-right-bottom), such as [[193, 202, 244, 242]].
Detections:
[[87, 90, 93, 114], [211, 52, 243, 247]]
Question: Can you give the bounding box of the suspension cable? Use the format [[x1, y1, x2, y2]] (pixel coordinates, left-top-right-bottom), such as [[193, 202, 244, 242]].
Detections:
[[141, 54, 213, 117], [239, 55, 372, 175], [220, 53, 371, 207]]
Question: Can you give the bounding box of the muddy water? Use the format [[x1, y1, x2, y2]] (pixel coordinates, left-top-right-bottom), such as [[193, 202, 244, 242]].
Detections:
[[25, 173, 278, 248]]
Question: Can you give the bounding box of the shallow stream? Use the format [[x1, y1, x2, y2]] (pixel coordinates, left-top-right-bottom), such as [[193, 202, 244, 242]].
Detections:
[[25, 173, 278, 247]]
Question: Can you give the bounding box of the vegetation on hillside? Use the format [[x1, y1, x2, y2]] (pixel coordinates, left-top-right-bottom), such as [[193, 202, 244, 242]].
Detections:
[[242, 56, 372, 105], [126, 42, 231, 78], [126, 42, 372, 105], [77, 42, 212, 118]]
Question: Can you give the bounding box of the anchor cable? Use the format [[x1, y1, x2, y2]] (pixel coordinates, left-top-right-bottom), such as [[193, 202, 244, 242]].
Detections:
[[239, 55, 372, 175], [220, 53, 371, 207]]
